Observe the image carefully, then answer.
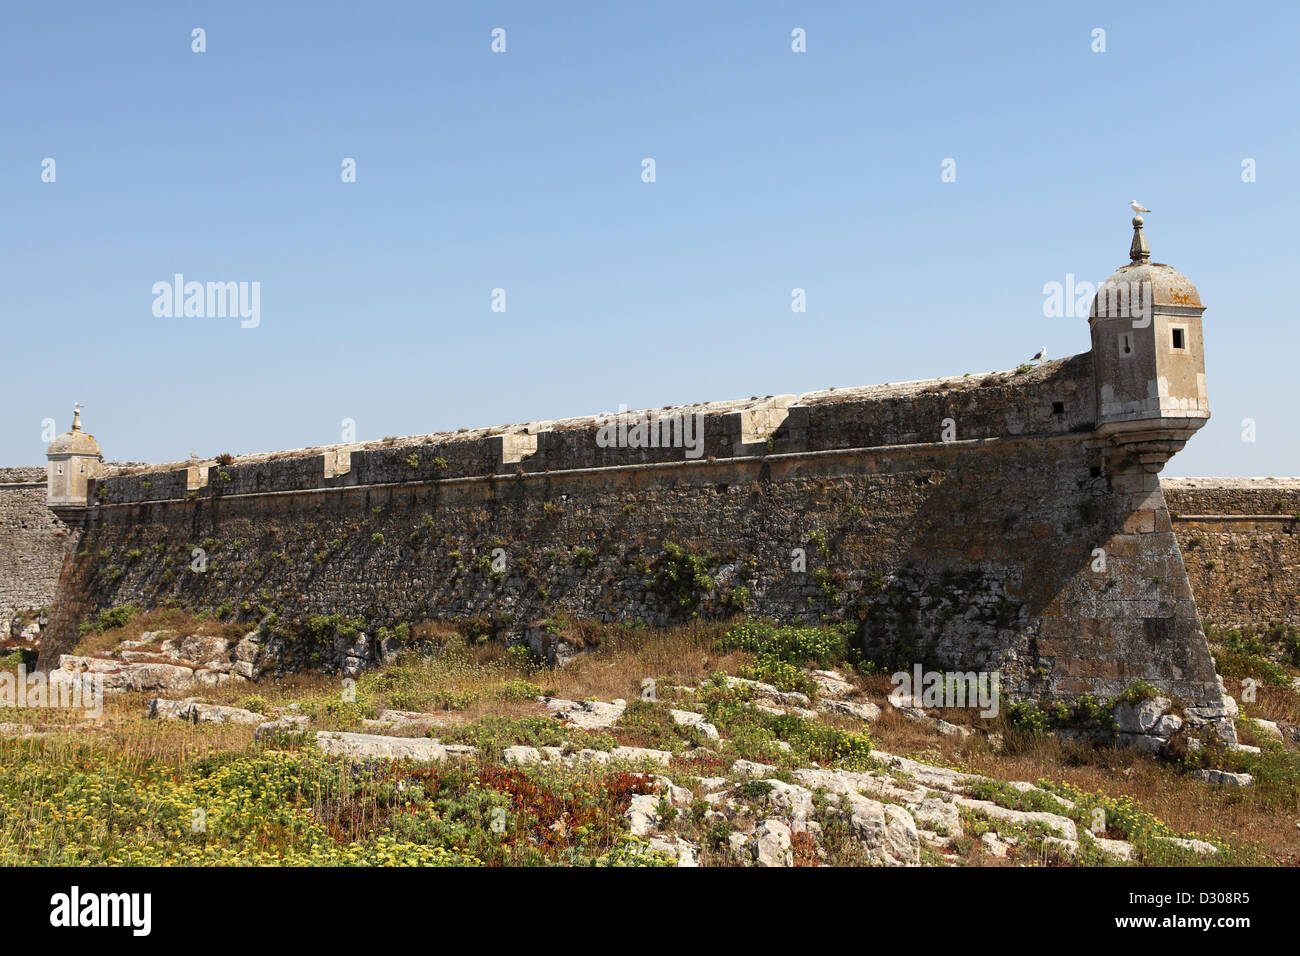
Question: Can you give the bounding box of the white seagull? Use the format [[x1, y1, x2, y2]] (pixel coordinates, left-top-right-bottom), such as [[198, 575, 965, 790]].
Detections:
[[1030, 346, 1047, 363], [1129, 200, 1151, 214]]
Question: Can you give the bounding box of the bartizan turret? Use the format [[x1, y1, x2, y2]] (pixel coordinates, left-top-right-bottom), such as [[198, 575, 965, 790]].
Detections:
[[46, 405, 103, 519], [1089, 217, 1209, 472]]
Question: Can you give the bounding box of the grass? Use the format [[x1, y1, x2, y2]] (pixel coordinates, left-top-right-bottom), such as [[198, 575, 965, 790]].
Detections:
[[8, 610, 1300, 866]]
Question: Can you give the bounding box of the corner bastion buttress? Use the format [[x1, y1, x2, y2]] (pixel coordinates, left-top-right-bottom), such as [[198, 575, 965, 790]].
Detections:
[[28, 220, 1238, 728]]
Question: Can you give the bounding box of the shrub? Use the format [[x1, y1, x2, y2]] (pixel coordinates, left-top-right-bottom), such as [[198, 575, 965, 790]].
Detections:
[[78, 604, 137, 636], [720, 620, 854, 693]]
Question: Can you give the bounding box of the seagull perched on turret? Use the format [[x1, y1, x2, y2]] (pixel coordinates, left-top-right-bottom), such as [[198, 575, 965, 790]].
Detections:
[[1030, 346, 1047, 363], [1129, 200, 1150, 214]]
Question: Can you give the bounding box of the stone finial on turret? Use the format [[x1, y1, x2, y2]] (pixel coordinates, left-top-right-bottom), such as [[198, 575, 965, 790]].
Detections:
[[1129, 216, 1150, 263]]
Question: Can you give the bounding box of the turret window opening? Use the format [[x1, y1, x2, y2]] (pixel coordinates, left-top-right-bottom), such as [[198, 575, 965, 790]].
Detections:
[[1171, 328, 1186, 350]]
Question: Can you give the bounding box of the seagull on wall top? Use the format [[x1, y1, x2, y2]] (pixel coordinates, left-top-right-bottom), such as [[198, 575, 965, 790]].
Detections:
[[1129, 200, 1151, 214], [1030, 346, 1047, 363]]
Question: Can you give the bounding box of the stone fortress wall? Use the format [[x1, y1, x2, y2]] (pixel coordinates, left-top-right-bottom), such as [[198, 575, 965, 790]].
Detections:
[[0, 467, 67, 639], [21, 352, 1269, 711], [1164, 478, 1300, 629]]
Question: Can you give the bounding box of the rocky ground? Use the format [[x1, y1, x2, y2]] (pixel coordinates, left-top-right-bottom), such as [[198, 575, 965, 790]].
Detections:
[[2, 610, 1298, 866]]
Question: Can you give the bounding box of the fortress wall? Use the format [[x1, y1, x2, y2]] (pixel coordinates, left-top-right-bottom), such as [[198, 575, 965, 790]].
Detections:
[[34, 354, 1223, 706], [94, 355, 1099, 506], [0, 467, 68, 635], [1162, 478, 1300, 628]]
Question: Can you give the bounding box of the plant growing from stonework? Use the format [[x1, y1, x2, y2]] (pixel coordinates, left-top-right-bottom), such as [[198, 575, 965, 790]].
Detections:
[[406, 454, 419, 470], [78, 603, 137, 635], [808, 529, 830, 559], [654, 542, 716, 610]]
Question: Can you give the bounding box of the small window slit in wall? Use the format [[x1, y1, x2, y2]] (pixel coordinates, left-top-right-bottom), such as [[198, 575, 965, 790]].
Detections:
[[1172, 328, 1186, 350], [1051, 401, 1065, 415]]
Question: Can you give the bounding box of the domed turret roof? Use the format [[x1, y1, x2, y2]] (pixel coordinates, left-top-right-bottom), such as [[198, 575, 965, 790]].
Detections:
[[1091, 217, 1202, 317], [47, 408, 102, 458]]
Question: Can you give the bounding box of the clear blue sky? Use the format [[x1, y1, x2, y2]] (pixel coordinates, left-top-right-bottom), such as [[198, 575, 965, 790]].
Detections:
[[3, 1, 1296, 476]]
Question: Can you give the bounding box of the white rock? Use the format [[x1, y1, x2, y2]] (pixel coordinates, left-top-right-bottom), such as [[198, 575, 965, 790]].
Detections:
[[1113, 697, 1172, 734], [809, 670, 855, 698], [715, 676, 811, 708], [1152, 714, 1183, 736], [912, 797, 961, 835], [649, 836, 698, 867], [816, 698, 882, 722], [626, 794, 660, 837], [980, 831, 1010, 858], [752, 818, 793, 867], [611, 746, 672, 766], [1192, 769, 1254, 787], [53, 656, 198, 695], [754, 702, 819, 719], [794, 766, 928, 806], [254, 714, 309, 739], [1043, 836, 1079, 857], [1092, 836, 1138, 861], [314, 731, 474, 762], [160, 633, 230, 665], [762, 779, 816, 821], [954, 798, 1077, 841], [147, 698, 263, 725], [503, 745, 543, 765], [1158, 836, 1218, 856], [541, 696, 627, 730], [651, 775, 694, 807], [670, 709, 721, 739], [843, 792, 919, 865], [1253, 718, 1283, 740]]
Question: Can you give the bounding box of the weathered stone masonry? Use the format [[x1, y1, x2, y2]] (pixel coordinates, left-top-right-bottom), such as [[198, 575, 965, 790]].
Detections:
[[18, 221, 1290, 714], [0, 467, 67, 638], [1164, 478, 1300, 629], [27, 353, 1218, 708]]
